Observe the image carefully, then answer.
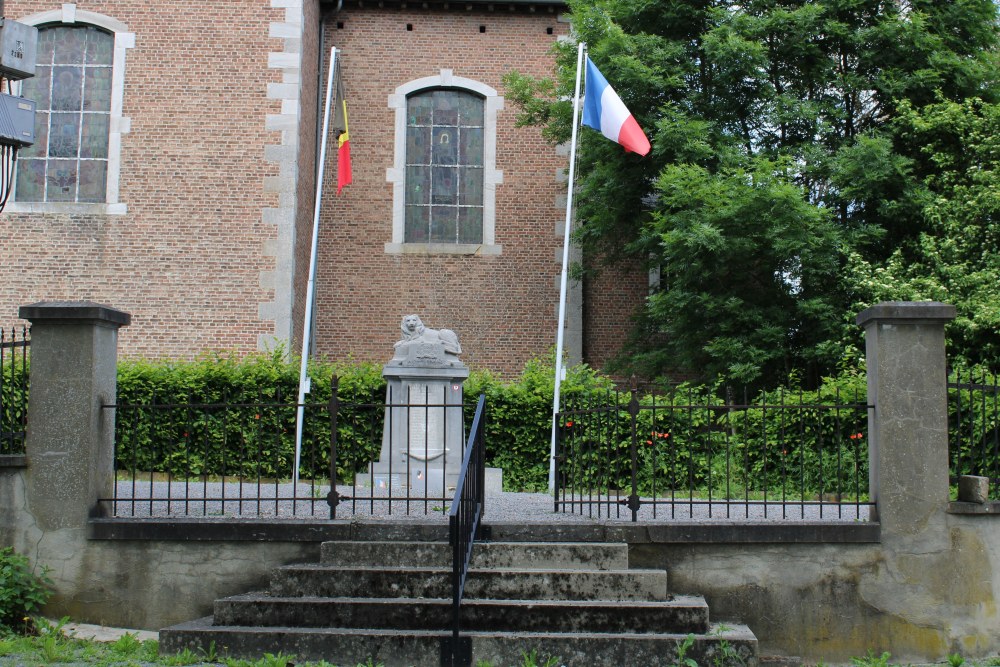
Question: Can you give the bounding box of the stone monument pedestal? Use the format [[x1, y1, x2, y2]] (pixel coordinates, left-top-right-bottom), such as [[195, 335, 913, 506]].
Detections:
[[356, 315, 471, 496]]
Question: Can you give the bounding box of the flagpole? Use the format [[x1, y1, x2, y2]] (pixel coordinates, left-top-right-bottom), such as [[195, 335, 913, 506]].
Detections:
[[549, 42, 586, 492], [294, 45, 338, 487]]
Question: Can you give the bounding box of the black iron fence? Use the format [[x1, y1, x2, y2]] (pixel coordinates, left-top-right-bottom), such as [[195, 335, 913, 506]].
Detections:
[[554, 380, 874, 521], [101, 377, 472, 518], [0, 326, 29, 456], [444, 394, 487, 667], [949, 368, 1000, 499]]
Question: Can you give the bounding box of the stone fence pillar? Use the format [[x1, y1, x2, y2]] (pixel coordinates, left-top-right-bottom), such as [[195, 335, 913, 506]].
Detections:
[[857, 301, 955, 530], [19, 301, 130, 529]]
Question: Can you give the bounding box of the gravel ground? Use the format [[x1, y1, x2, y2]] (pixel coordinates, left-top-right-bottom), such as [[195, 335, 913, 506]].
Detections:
[[107, 480, 871, 522]]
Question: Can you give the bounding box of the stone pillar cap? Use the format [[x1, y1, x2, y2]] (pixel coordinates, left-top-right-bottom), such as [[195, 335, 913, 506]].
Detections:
[[19, 301, 131, 327], [856, 301, 956, 328]]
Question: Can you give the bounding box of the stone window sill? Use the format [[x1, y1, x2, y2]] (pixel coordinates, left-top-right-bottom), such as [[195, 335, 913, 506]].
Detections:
[[7, 202, 127, 215], [384, 242, 502, 256]]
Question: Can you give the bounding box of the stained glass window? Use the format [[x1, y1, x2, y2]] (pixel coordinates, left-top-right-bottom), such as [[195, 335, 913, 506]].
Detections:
[[404, 90, 484, 244], [16, 25, 113, 203]]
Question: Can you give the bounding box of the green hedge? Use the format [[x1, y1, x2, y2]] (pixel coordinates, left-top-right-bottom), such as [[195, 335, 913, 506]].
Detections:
[[948, 367, 1000, 488], [467, 358, 615, 491], [0, 547, 51, 632], [112, 352, 615, 490], [114, 353, 386, 483], [557, 373, 871, 499], [5, 349, 988, 496], [0, 359, 29, 456]]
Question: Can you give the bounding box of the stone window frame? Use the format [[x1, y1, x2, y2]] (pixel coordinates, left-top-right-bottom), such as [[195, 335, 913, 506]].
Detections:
[[386, 70, 503, 256], [9, 4, 133, 215]]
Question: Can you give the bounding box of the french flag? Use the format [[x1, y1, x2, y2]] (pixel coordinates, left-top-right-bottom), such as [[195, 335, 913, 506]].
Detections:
[[582, 57, 651, 156]]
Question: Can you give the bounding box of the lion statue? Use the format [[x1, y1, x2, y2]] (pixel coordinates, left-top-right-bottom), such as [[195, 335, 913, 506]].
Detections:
[[394, 314, 461, 358]]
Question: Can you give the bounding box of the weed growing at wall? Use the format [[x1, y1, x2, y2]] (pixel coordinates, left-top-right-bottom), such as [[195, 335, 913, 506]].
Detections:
[[852, 650, 893, 667], [0, 548, 51, 634]]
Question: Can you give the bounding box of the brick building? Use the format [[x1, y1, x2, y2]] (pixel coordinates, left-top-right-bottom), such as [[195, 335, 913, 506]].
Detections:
[[0, 0, 644, 377]]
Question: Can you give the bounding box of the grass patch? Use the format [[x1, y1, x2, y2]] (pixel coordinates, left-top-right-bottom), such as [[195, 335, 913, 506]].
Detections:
[[4, 626, 1000, 667], [0, 622, 381, 667]]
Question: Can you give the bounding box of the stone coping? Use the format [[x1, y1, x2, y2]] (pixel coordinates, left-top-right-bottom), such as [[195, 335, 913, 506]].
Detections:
[[856, 301, 956, 327], [18, 301, 131, 327], [947, 501, 1000, 515], [89, 517, 880, 544], [0, 454, 27, 468]]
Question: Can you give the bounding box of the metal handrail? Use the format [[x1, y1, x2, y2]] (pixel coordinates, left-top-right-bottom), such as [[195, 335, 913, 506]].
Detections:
[[443, 393, 486, 667]]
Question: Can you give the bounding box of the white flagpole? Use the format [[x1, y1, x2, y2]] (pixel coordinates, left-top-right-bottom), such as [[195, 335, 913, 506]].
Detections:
[[549, 42, 586, 492], [294, 46, 338, 487]]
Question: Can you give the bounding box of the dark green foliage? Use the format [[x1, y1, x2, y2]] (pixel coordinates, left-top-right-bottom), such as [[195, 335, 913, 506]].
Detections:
[[0, 357, 29, 456], [948, 367, 1000, 498], [847, 97, 1000, 367], [558, 372, 870, 499], [466, 359, 616, 491], [114, 353, 615, 491], [114, 352, 387, 483], [641, 159, 843, 384], [505, 0, 1000, 384], [0, 548, 52, 633]]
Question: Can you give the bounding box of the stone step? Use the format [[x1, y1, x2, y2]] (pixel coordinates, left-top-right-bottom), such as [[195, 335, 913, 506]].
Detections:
[[270, 564, 668, 601], [160, 618, 758, 667], [320, 540, 629, 570], [213, 593, 710, 634]]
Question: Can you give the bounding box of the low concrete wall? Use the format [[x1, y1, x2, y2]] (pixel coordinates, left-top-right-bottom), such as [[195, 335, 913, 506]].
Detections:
[[4, 513, 991, 664], [2, 506, 996, 663], [3, 300, 999, 664], [633, 511, 1000, 661], [3, 509, 318, 629]]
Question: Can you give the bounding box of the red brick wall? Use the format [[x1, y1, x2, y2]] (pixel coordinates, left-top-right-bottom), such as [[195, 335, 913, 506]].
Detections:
[[583, 260, 649, 373], [314, 6, 572, 377], [0, 0, 284, 358], [0, 1, 645, 374]]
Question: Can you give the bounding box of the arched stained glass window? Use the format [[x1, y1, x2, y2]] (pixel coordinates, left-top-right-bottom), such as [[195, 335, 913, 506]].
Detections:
[[387, 71, 502, 255], [404, 89, 484, 244], [16, 25, 113, 203]]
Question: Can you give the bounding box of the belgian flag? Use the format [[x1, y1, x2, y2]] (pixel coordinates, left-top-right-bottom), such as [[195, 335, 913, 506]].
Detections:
[[333, 70, 352, 195]]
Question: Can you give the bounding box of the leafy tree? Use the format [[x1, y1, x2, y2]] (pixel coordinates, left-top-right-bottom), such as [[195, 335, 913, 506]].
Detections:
[[845, 96, 1000, 366], [505, 0, 1000, 384]]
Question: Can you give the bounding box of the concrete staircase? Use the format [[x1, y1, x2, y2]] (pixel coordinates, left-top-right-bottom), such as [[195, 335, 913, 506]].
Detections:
[[160, 540, 758, 666]]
